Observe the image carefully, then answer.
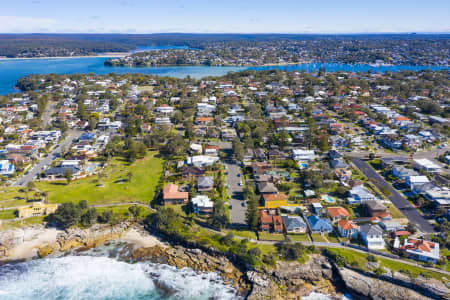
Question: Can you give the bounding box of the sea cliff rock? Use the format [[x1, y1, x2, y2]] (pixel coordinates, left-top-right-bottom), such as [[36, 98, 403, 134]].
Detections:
[[130, 245, 250, 294], [338, 267, 450, 300], [247, 255, 340, 300]]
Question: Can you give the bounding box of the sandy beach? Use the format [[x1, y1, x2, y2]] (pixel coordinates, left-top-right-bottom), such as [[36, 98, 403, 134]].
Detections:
[[0, 224, 165, 262], [121, 227, 166, 248]]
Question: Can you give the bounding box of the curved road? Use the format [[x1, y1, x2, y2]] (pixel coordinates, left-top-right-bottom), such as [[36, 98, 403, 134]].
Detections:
[[352, 158, 435, 233]]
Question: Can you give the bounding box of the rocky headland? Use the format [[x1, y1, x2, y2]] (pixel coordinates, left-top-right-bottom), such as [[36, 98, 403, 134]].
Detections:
[[0, 223, 449, 299]]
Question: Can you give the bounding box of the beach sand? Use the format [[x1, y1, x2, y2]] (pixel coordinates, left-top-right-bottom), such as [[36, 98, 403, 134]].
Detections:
[[121, 227, 166, 248]]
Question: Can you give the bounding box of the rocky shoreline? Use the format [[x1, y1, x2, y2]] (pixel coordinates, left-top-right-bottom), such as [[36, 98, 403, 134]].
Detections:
[[0, 223, 449, 299]]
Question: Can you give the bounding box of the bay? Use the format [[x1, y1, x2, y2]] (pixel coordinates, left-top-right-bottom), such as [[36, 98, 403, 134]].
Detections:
[[0, 56, 446, 95]]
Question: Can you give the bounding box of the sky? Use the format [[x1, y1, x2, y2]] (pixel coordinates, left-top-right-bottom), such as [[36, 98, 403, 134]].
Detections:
[[0, 0, 449, 34]]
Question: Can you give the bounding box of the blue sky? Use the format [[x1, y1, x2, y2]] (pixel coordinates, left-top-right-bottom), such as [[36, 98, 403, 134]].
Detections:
[[1, 0, 449, 33]]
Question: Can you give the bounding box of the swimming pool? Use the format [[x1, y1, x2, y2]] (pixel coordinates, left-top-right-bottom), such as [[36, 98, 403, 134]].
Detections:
[[322, 195, 335, 203]]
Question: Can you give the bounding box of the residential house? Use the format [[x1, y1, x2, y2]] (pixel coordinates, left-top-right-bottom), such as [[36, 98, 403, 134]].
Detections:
[[359, 224, 385, 249], [292, 149, 315, 162], [364, 200, 388, 217], [258, 182, 278, 194], [282, 216, 307, 233], [327, 207, 350, 222], [262, 193, 288, 209], [347, 185, 378, 204], [312, 202, 323, 215], [380, 220, 404, 232], [186, 155, 219, 167], [413, 158, 442, 173], [181, 166, 205, 180], [338, 220, 359, 238], [424, 189, 450, 208], [0, 160, 16, 176], [197, 176, 214, 192], [191, 195, 214, 214], [307, 215, 333, 233], [258, 210, 284, 233], [392, 166, 419, 181], [395, 238, 440, 263], [405, 175, 430, 190], [163, 183, 188, 205]]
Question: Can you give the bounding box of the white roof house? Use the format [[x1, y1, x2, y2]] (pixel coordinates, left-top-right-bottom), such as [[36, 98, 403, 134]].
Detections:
[[405, 175, 430, 189], [0, 160, 15, 176], [292, 149, 315, 162], [414, 158, 442, 173], [186, 155, 219, 167], [347, 185, 378, 204], [192, 195, 214, 214]]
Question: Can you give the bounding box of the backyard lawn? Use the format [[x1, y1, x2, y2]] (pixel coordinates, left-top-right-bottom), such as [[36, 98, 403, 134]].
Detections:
[[36, 152, 163, 206]]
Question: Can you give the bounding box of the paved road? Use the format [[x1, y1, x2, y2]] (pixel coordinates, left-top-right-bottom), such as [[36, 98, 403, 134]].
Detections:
[[352, 158, 435, 233], [13, 130, 83, 187], [224, 161, 247, 225]]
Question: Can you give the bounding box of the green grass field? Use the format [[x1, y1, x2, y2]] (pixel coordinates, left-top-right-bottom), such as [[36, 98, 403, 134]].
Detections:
[[311, 233, 327, 242], [326, 247, 450, 282], [36, 152, 163, 206], [258, 232, 285, 241], [224, 229, 257, 240], [287, 234, 310, 242]]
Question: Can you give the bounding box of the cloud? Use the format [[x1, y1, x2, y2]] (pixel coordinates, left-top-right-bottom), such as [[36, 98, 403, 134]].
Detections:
[[0, 16, 58, 33]]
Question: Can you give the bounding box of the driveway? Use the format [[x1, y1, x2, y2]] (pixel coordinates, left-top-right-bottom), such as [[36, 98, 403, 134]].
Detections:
[[13, 130, 83, 187], [351, 158, 435, 233]]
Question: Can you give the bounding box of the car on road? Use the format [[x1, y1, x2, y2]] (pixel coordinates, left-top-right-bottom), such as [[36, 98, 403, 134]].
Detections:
[[241, 202, 246, 207], [229, 205, 232, 209], [238, 181, 243, 186], [237, 173, 241, 177]]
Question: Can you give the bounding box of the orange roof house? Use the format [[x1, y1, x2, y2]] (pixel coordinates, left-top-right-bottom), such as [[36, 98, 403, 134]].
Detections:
[[262, 193, 288, 209], [327, 206, 350, 221], [163, 183, 188, 205], [337, 220, 358, 238]]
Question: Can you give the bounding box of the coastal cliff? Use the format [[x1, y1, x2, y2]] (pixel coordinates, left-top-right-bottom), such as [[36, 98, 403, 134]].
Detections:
[[1, 224, 449, 300]]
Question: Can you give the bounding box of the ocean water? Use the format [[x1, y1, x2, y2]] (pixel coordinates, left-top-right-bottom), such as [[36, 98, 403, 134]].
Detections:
[[0, 255, 241, 300], [0, 56, 447, 95]]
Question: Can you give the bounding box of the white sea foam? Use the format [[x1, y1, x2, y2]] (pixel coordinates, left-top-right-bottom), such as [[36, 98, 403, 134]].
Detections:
[[0, 255, 240, 300]]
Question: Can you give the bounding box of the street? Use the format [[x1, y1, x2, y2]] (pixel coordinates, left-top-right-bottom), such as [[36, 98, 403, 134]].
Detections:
[[352, 158, 435, 233], [13, 130, 83, 187], [224, 161, 247, 225]]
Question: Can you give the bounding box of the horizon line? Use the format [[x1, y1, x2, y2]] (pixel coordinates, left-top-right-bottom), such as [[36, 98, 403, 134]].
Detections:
[[0, 31, 450, 35]]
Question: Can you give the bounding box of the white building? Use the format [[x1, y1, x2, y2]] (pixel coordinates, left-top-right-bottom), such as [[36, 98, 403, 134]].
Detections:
[[413, 158, 442, 173], [292, 149, 315, 162]]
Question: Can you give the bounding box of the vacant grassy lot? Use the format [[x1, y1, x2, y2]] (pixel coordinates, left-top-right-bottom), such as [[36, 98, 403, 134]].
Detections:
[[287, 234, 310, 242], [258, 232, 285, 241], [311, 233, 327, 242], [36, 152, 163, 206], [224, 229, 257, 240]]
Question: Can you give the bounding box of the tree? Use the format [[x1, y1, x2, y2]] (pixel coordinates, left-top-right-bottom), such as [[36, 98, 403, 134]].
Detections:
[[26, 181, 36, 192], [47, 202, 82, 229], [406, 223, 417, 234], [126, 172, 133, 182], [245, 186, 259, 231], [128, 205, 143, 222], [210, 198, 228, 229], [65, 168, 72, 185], [232, 137, 244, 162], [81, 208, 98, 227]]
